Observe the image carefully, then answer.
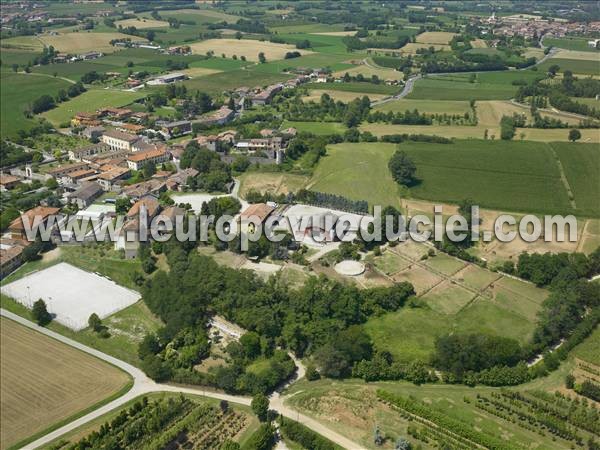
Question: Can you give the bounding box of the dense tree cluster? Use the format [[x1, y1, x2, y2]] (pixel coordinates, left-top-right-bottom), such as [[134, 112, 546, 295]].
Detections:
[[294, 189, 369, 214], [388, 150, 417, 186], [180, 141, 232, 192]]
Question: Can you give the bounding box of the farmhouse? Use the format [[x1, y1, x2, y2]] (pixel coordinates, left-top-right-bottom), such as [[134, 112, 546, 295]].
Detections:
[[8, 206, 60, 240], [79, 51, 103, 60], [69, 182, 103, 209], [102, 129, 140, 152], [127, 148, 169, 171], [68, 143, 110, 161]]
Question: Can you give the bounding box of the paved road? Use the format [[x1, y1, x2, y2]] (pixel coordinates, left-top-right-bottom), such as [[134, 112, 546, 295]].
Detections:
[[1, 309, 364, 449]]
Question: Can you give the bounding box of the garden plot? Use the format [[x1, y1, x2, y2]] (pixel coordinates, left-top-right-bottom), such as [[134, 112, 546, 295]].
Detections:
[[0, 262, 140, 330]]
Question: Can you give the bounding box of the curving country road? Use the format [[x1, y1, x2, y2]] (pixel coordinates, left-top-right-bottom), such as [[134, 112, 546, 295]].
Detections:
[[1, 309, 364, 450]]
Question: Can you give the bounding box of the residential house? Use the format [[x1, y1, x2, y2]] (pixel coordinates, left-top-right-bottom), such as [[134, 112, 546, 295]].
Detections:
[[102, 129, 140, 152], [69, 182, 103, 208], [47, 162, 90, 180], [79, 51, 102, 60], [127, 148, 169, 171], [64, 168, 98, 185], [250, 84, 283, 106], [97, 107, 132, 120], [147, 72, 187, 85]]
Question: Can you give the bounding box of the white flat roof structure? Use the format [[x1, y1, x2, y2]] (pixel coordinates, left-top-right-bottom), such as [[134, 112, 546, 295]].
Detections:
[[1, 262, 140, 330]]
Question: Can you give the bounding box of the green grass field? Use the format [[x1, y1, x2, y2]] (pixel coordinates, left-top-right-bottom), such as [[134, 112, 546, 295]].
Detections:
[[310, 142, 401, 208], [1, 72, 71, 138], [538, 58, 600, 76], [306, 81, 399, 95], [251, 52, 354, 74], [544, 36, 599, 52], [182, 68, 291, 94], [41, 89, 145, 126], [310, 140, 591, 215], [550, 142, 600, 217], [274, 33, 352, 55], [373, 99, 472, 114], [572, 326, 600, 366], [408, 71, 543, 100], [281, 120, 348, 135]]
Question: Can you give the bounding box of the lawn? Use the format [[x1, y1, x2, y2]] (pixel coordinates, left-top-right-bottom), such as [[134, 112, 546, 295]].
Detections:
[[188, 38, 312, 61], [0, 72, 71, 138], [0, 317, 130, 450], [281, 120, 348, 135], [41, 89, 146, 126], [309, 142, 400, 208], [420, 281, 474, 315], [374, 99, 472, 115]]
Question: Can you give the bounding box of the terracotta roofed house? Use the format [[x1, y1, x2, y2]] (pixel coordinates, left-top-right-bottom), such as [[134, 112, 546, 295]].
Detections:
[[127, 147, 169, 171], [8, 206, 61, 240], [240, 203, 275, 233]]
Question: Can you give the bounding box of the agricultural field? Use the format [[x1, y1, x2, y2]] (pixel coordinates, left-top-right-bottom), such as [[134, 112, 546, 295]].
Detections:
[[188, 38, 312, 61], [306, 81, 400, 95], [238, 171, 309, 197], [0, 35, 45, 52], [182, 68, 291, 94], [150, 8, 241, 24], [538, 57, 600, 76], [0, 317, 130, 450], [281, 120, 348, 135], [304, 89, 387, 103], [415, 31, 458, 44], [310, 140, 597, 216], [275, 33, 351, 55], [408, 70, 543, 100], [374, 99, 472, 115], [395, 43, 451, 54], [251, 52, 354, 74], [544, 36, 599, 52], [360, 123, 489, 139], [309, 142, 401, 208], [285, 372, 597, 450], [44, 393, 259, 449], [38, 32, 145, 54], [114, 18, 169, 29], [334, 64, 405, 81], [41, 89, 145, 126], [0, 71, 71, 138]]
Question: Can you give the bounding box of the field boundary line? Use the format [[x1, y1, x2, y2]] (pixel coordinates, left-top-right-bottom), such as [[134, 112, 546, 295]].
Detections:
[[548, 143, 577, 210]]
